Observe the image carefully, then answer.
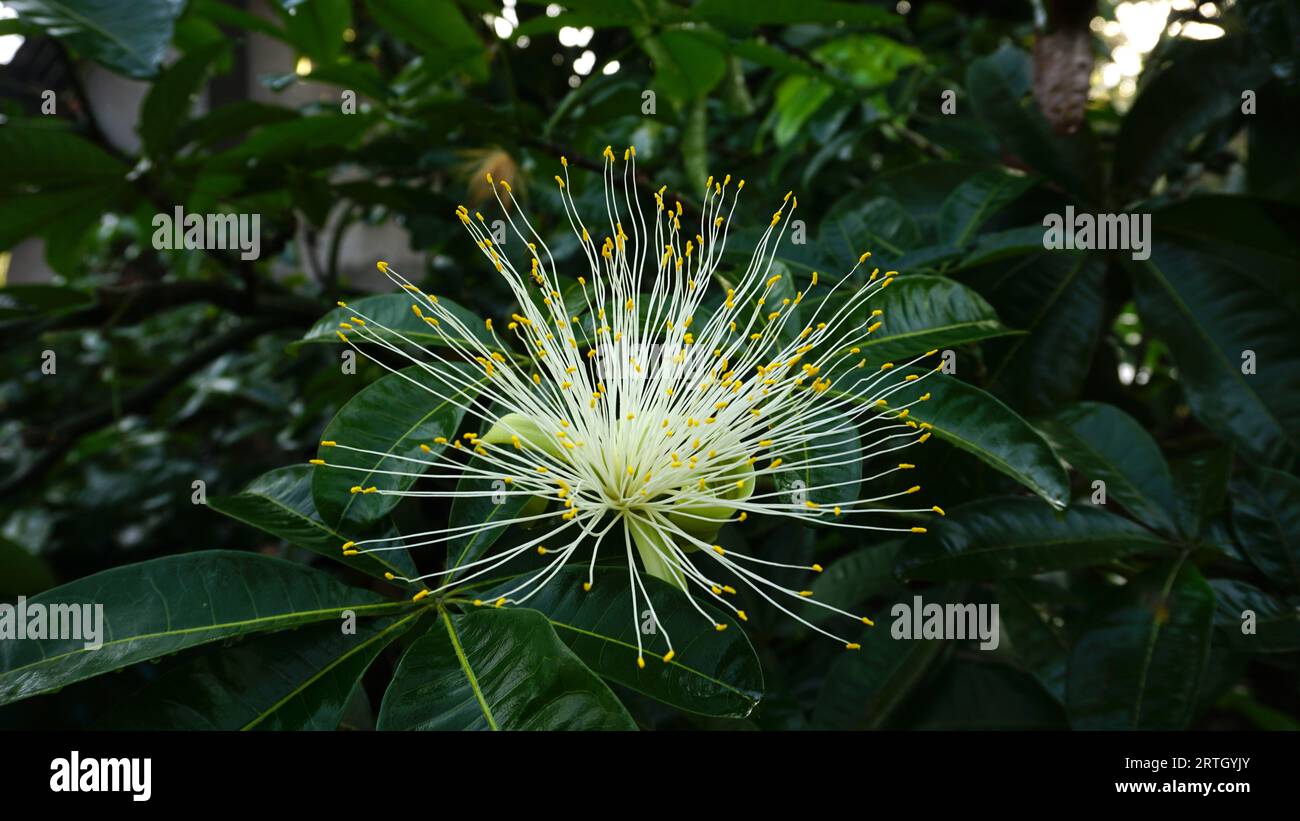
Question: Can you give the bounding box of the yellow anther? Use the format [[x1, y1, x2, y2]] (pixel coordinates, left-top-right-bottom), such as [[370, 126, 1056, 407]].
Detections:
[[715, 623, 728, 631], [637, 656, 646, 670], [811, 564, 824, 573], [737, 610, 748, 622], [663, 650, 675, 663], [308, 458, 325, 465], [798, 590, 814, 597], [933, 505, 946, 516], [412, 590, 430, 602], [845, 642, 861, 651], [911, 527, 928, 534]]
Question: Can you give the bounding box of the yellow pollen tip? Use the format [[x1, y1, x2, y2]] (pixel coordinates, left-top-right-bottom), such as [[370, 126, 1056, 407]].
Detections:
[[861, 616, 874, 626], [845, 642, 861, 651], [737, 610, 748, 622], [582, 582, 592, 592], [715, 623, 728, 631], [376, 260, 389, 272], [637, 656, 646, 670], [411, 590, 430, 602], [663, 650, 675, 663], [911, 527, 928, 534], [933, 505, 946, 516], [811, 564, 823, 573], [309, 459, 325, 465]]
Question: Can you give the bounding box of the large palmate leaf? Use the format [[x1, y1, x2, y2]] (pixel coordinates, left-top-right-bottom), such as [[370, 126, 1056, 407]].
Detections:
[[0, 551, 407, 706], [313, 364, 480, 529], [1037, 402, 1179, 535], [848, 275, 1017, 364], [209, 465, 416, 581], [300, 293, 505, 354], [1067, 560, 1215, 729], [98, 611, 422, 730], [473, 568, 763, 717], [1128, 239, 1300, 467], [7, 0, 186, 78], [1230, 468, 1300, 593], [844, 368, 1070, 509], [377, 608, 635, 730], [898, 498, 1171, 581]]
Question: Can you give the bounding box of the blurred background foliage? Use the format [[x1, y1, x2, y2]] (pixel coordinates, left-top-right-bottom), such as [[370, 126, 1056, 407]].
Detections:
[[0, 0, 1297, 730]]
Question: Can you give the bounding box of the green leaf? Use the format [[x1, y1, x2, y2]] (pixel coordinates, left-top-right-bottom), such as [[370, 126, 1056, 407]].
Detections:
[[313, 364, 480, 529], [1037, 402, 1179, 535], [819, 197, 921, 269], [7, 0, 186, 78], [377, 608, 636, 730], [364, 0, 486, 81], [899, 498, 1171, 581], [996, 579, 1071, 702], [299, 293, 504, 354], [98, 611, 422, 730], [139, 40, 228, 156], [982, 252, 1105, 414], [1169, 446, 1234, 540], [965, 46, 1088, 198], [848, 368, 1070, 509], [851, 274, 1017, 363], [0, 551, 403, 706], [1128, 239, 1300, 466], [1231, 468, 1300, 593], [277, 0, 351, 62], [814, 592, 951, 729], [0, 122, 127, 189], [936, 170, 1035, 247], [472, 567, 763, 717], [773, 406, 860, 511], [892, 660, 1066, 729], [209, 465, 416, 581], [1067, 560, 1215, 729], [445, 458, 533, 573], [1114, 36, 1269, 199], [1209, 579, 1300, 654], [808, 541, 905, 624], [771, 75, 834, 148], [644, 30, 728, 103]]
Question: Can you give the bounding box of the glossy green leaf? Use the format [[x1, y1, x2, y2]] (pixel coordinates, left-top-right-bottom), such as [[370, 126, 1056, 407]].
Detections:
[[1169, 446, 1234, 540], [377, 608, 636, 730], [1037, 402, 1178, 534], [814, 592, 950, 729], [846, 368, 1070, 509], [1128, 240, 1300, 467], [808, 540, 905, 623], [313, 364, 480, 529], [899, 498, 1171, 581], [1067, 560, 1215, 729], [891, 660, 1066, 729], [981, 252, 1105, 414], [965, 45, 1089, 198], [1210, 579, 1300, 654], [445, 458, 533, 573], [851, 274, 1017, 363], [473, 568, 763, 717], [1114, 36, 1269, 199], [0, 122, 128, 189], [209, 465, 415, 580], [7, 0, 185, 78], [774, 408, 861, 511], [300, 292, 504, 354], [1231, 468, 1300, 592], [819, 197, 921, 269], [0, 551, 404, 706], [98, 611, 422, 730], [277, 0, 351, 61], [996, 579, 1072, 702], [936, 170, 1035, 247]]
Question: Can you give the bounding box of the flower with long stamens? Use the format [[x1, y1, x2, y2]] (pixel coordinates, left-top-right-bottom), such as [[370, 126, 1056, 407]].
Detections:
[[313, 145, 943, 667]]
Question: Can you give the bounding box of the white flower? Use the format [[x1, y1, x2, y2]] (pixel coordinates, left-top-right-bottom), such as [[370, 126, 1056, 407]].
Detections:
[[318, 146, 943, 666]]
